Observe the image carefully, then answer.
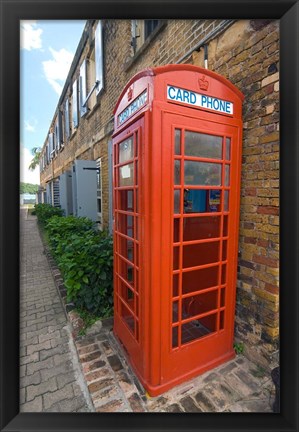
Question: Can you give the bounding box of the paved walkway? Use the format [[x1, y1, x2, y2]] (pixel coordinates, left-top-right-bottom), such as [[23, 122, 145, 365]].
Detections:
[[20, 208, 94, 412], [20, 206, 276, 413], [75, 322, 276, 412]]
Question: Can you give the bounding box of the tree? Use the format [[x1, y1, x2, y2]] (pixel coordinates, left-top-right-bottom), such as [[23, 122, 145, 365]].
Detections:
[[20, 182, 39, 194], [28, 147, 42, 171]]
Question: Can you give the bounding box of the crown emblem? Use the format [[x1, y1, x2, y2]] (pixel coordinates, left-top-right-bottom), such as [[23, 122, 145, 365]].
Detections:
[[199, 75, 209, 91], [127, 86, 133, 101]]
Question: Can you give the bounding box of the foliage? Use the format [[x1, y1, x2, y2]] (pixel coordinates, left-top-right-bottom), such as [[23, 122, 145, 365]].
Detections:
[[34, 203, 64, 226], [233, 342, 245, 355], [29, 147, 42, 171], [43, 215, 113, 318], [20, 182, 39, 194], [76, 308, 100, 336]]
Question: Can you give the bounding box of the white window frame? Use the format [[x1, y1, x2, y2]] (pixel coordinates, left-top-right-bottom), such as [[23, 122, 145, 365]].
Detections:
[[95, 21, 104, 95], [64, 98, 70, 141], [72, 79, 79, 129], [96, 158, 103, 229], [80, 60, 88, 116]]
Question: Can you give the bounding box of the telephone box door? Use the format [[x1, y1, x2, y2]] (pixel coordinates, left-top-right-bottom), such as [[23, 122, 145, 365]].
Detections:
[[160, 113, 241, 383], [113, 116, 145, 376]]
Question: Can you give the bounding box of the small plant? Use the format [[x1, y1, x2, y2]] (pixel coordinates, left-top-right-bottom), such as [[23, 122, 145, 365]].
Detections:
[[76, 308, 100, 335], [233, 342, 245, 355], [34, 203, 63, 226]]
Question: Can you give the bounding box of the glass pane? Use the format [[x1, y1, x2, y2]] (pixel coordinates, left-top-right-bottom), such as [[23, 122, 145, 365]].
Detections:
[[119, 236, 134, 262], [223, 215, 228, 235], [220, 288, 225, 307], [174, 190, 180, 214], [219, 310, 225, 330], [222, 240, 227, 260], [172, 326, 179, 348], [182, 289, 218, 319], [182, 266, 219, 295], [173, 274, 179, 297], [181, 313, 217, 344], [119, 163, 134, 187], [224, 190, 229, 211], [119, 137, 133, 163], [183, 241, 220, 268], [135, 161, 138, 185], [174, 160, 181, 185], [226, 138, 231, 160], [208, 189, 221, 212], [183, 216, 221, 241], [185, 131, 222, 159], [117, 213, 133, 237], [173, 246, 180, 270], [120, 302, 135, 334], [119, 279, 134, 301], [184, 189, 207, 213], [175, 129, 181, 155], [221, 265, 227, 284], [172, 301, 179, 323], [225, 165, 230, 186], [173, 218, 180, 242], [118, 190, 134, 211], [184, 161, 221, 186]]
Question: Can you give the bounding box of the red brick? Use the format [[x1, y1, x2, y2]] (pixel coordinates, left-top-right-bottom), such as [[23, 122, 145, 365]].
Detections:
[[265, 283, 279, 295], [253, 255, 278, 268], [257, 206, 279, 215]]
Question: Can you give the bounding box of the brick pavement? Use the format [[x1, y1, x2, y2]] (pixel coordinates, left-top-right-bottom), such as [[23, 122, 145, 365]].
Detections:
[[75, 320, 276, 413], [20, 206, 276, 413], [20, 208, 94, 412]]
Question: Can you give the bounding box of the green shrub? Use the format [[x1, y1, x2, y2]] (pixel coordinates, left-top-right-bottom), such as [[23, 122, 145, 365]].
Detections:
[[46, 215, 95, 257], [34, 203, 63, 226], [44, 214, 113, 317]]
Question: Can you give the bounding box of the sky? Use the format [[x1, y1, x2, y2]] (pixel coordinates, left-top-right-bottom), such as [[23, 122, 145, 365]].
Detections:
[[20, 20, 86, 185]]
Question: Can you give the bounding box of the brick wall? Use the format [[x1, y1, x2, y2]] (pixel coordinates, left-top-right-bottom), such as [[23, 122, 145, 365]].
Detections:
[[192, 19, 279, 366], [40, 19, 279, 365]]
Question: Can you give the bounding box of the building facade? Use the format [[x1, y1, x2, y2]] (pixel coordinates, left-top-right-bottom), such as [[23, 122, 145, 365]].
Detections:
[[39, 19, 279, 368]]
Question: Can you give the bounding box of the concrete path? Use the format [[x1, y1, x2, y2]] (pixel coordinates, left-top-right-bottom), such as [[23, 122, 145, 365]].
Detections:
[[19, 208, 94, 412]]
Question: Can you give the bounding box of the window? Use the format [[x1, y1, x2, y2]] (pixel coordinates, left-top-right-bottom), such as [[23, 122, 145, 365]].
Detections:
[[131, 20, 160, 53], [64, 99, 70, 141], [72, 79, 79, 130], [95, 21, 104, 95], [49, 133, 54, 159], [87, 49, 97, 110], [96, 158, 103, 229], [46, 143, 49, 165], [80, 60, 88, 117], [54, 117, 60, 151]]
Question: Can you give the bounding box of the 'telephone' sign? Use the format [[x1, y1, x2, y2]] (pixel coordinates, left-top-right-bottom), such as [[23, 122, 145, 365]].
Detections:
[[118, 90, 148, 125], [167, 85, 233, 115]]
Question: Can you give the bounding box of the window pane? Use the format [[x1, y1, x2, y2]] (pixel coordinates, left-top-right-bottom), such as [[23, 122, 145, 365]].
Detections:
[[182, 266, 219, 295], [183, 241, 219, 268], [174, 160, 181, 185], [183, 216, 221, 241], [181, 313, 217, 344], [224, 190, 229, 211], [119, 137, 133, 163], [184, 161, 222, 186], [174, 190, 180, 214], [118, 190, 134, 211], [182, 289, 218, 319], [184, 189, 207, 213], [119, 163, 134, 186], [175, 129, 181, 155], [185, 131, 222, 159], [226, 138, 231, 160], [225, 165, 230, 186]]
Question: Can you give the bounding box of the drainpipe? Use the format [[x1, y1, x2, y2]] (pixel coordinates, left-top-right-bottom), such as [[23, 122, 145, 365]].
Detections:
[[204, 44, 208, 69], [176, 19, 235, 65]]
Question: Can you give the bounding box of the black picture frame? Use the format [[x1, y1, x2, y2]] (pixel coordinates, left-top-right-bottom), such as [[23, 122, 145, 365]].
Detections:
[[0, 1, 298, 431]]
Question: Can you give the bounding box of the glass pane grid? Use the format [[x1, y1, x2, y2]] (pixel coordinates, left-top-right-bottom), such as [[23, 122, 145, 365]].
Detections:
[[172, 129, 231, 349], [114, 133, 140, 342]]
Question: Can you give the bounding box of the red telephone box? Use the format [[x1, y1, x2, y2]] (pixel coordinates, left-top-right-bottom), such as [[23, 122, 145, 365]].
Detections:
[[112, 64, 244, 396]]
